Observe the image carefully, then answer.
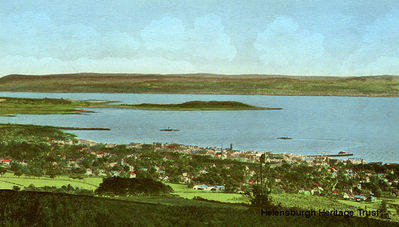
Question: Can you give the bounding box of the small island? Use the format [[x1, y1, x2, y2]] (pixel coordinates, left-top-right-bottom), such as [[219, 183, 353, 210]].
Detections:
[[111, 101, 281, 111], [0, 97, 281, 116]]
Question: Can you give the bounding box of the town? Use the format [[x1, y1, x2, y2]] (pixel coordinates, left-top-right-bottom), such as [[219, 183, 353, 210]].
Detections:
[[1, 125, 399, 204]]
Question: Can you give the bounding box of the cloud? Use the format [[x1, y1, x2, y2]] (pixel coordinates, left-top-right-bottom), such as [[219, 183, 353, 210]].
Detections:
[[341, 7, 399, 75], [0, 55, 196, 76], [0, 12, 237, 75], [254, 16, 326, 75], [140, 14, 237, 61], [141, 17, 187, 51], [0, 12, 140, 60]]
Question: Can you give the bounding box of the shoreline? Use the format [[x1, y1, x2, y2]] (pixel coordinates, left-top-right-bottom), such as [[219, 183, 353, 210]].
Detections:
[[1, 74, 399, 97], [77, 139, 369, 166], [2, 90, 399, 97]]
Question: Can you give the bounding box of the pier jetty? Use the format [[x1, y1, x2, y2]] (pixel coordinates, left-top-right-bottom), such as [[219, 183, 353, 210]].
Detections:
[[307, 153, 353, 158], [56, 127, 110, 131]]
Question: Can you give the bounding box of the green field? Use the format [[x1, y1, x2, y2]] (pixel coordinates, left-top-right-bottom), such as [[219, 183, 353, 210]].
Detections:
[[0, 173, 101, 190], [3, 173, 393, 221], [4, 190, 397, 226], [1, 73, 399, 96], [1, 173, 398, 224], [168, 183, 249, 203]]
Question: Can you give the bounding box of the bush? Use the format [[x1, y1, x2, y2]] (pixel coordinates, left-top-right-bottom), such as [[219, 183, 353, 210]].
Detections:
[[248, 184, 273, 209], [379, 200, 390, 219]]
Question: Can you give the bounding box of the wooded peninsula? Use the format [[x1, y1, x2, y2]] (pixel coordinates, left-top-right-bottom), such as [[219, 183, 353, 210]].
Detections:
[[0, 97, 274, 116]]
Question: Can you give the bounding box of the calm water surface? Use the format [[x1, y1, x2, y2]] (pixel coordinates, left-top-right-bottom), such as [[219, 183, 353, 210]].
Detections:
[[0, 92, 398, 163]]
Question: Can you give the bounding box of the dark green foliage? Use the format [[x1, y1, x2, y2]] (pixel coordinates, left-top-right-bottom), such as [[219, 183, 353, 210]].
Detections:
[[248, 184, 273, 209], [379, 200, 390, 219], [0, 123, 76, 142], [23, 184, 93, 196], [0, 190, 397, 226], [96, 177, 173, 195]]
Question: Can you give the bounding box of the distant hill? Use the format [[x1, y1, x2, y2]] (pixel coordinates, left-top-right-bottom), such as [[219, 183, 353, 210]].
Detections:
[[1, 73, 399, 96]]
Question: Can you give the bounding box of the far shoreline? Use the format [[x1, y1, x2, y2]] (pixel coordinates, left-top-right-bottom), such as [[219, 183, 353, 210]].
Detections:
[[1, 73, 399, 97], [1, 90, 399, 98], [2, 90, 399, 99]]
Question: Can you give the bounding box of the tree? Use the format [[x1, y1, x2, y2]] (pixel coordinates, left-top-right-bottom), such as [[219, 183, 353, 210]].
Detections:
[[248, 184, 273, 209], [10, 162, 24, 176], [378, 200, 390, 219], [0, 166, 7, 175], [248, 154, 273, 209], [12, 185, 20, 191]]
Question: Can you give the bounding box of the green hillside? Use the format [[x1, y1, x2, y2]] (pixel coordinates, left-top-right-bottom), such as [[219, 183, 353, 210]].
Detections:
[[1, 73, 399, 96], [1, 190, 397, 226]]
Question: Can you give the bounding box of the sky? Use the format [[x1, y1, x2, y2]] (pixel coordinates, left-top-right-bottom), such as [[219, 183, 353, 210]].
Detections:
[[1, 0, 399, 77]]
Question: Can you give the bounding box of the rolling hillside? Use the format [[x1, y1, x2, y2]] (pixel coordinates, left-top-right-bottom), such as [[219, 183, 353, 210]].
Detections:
[[1, 73, 399, 96]]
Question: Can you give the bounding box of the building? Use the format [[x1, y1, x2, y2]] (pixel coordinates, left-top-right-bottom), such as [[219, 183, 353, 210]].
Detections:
[[354, 195, 366, 201], [129, 171, 136, 178], [211, 185, 225, 191], [193, 184, 209, 190], [1, 159, 11, 166]]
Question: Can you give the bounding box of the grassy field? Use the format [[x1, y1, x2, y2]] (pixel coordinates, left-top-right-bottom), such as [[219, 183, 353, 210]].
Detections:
[[168, 183, 399, 221], [168, 183, 249, 203], [3, 190, 397, 226], [0, 176, 246, 203], [0, 173, 102, 190], [1, 174, 398, 224], [1, 73, 399, 96]]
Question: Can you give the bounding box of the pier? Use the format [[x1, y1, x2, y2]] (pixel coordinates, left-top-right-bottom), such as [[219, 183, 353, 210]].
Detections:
[[307, 153, 353, 158], [56, 127, 110, 131]]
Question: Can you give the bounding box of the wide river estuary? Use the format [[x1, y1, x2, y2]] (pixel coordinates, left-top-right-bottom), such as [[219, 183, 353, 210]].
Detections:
[[0, 92, 398, 163]]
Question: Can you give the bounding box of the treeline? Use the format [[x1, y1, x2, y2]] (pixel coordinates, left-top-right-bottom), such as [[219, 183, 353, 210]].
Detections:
[[19, 184, 93, 196], [96, 177, 173, 195]]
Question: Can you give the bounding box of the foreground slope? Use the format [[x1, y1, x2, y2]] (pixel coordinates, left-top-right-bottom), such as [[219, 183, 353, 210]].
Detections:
[[0, 190, 397, 226]]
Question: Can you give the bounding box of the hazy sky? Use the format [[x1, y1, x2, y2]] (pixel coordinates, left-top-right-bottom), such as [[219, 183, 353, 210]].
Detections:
[[1, 0, 399, 76]]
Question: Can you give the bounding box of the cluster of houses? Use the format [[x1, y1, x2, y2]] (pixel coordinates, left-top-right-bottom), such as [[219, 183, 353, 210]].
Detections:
[[73, 140, 370, 168], [193, 184, 225, 191], [152, 142, 370, 167], [4, 138, 399, 202], [0, 159, 11, 166]]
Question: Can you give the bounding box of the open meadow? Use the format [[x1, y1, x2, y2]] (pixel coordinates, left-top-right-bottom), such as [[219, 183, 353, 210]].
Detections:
[[0, 173, 101, 190], [1, 172, 398, 222]]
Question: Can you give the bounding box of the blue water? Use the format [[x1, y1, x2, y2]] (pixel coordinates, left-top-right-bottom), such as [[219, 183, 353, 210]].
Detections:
[[0, 92, 398, 163]]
